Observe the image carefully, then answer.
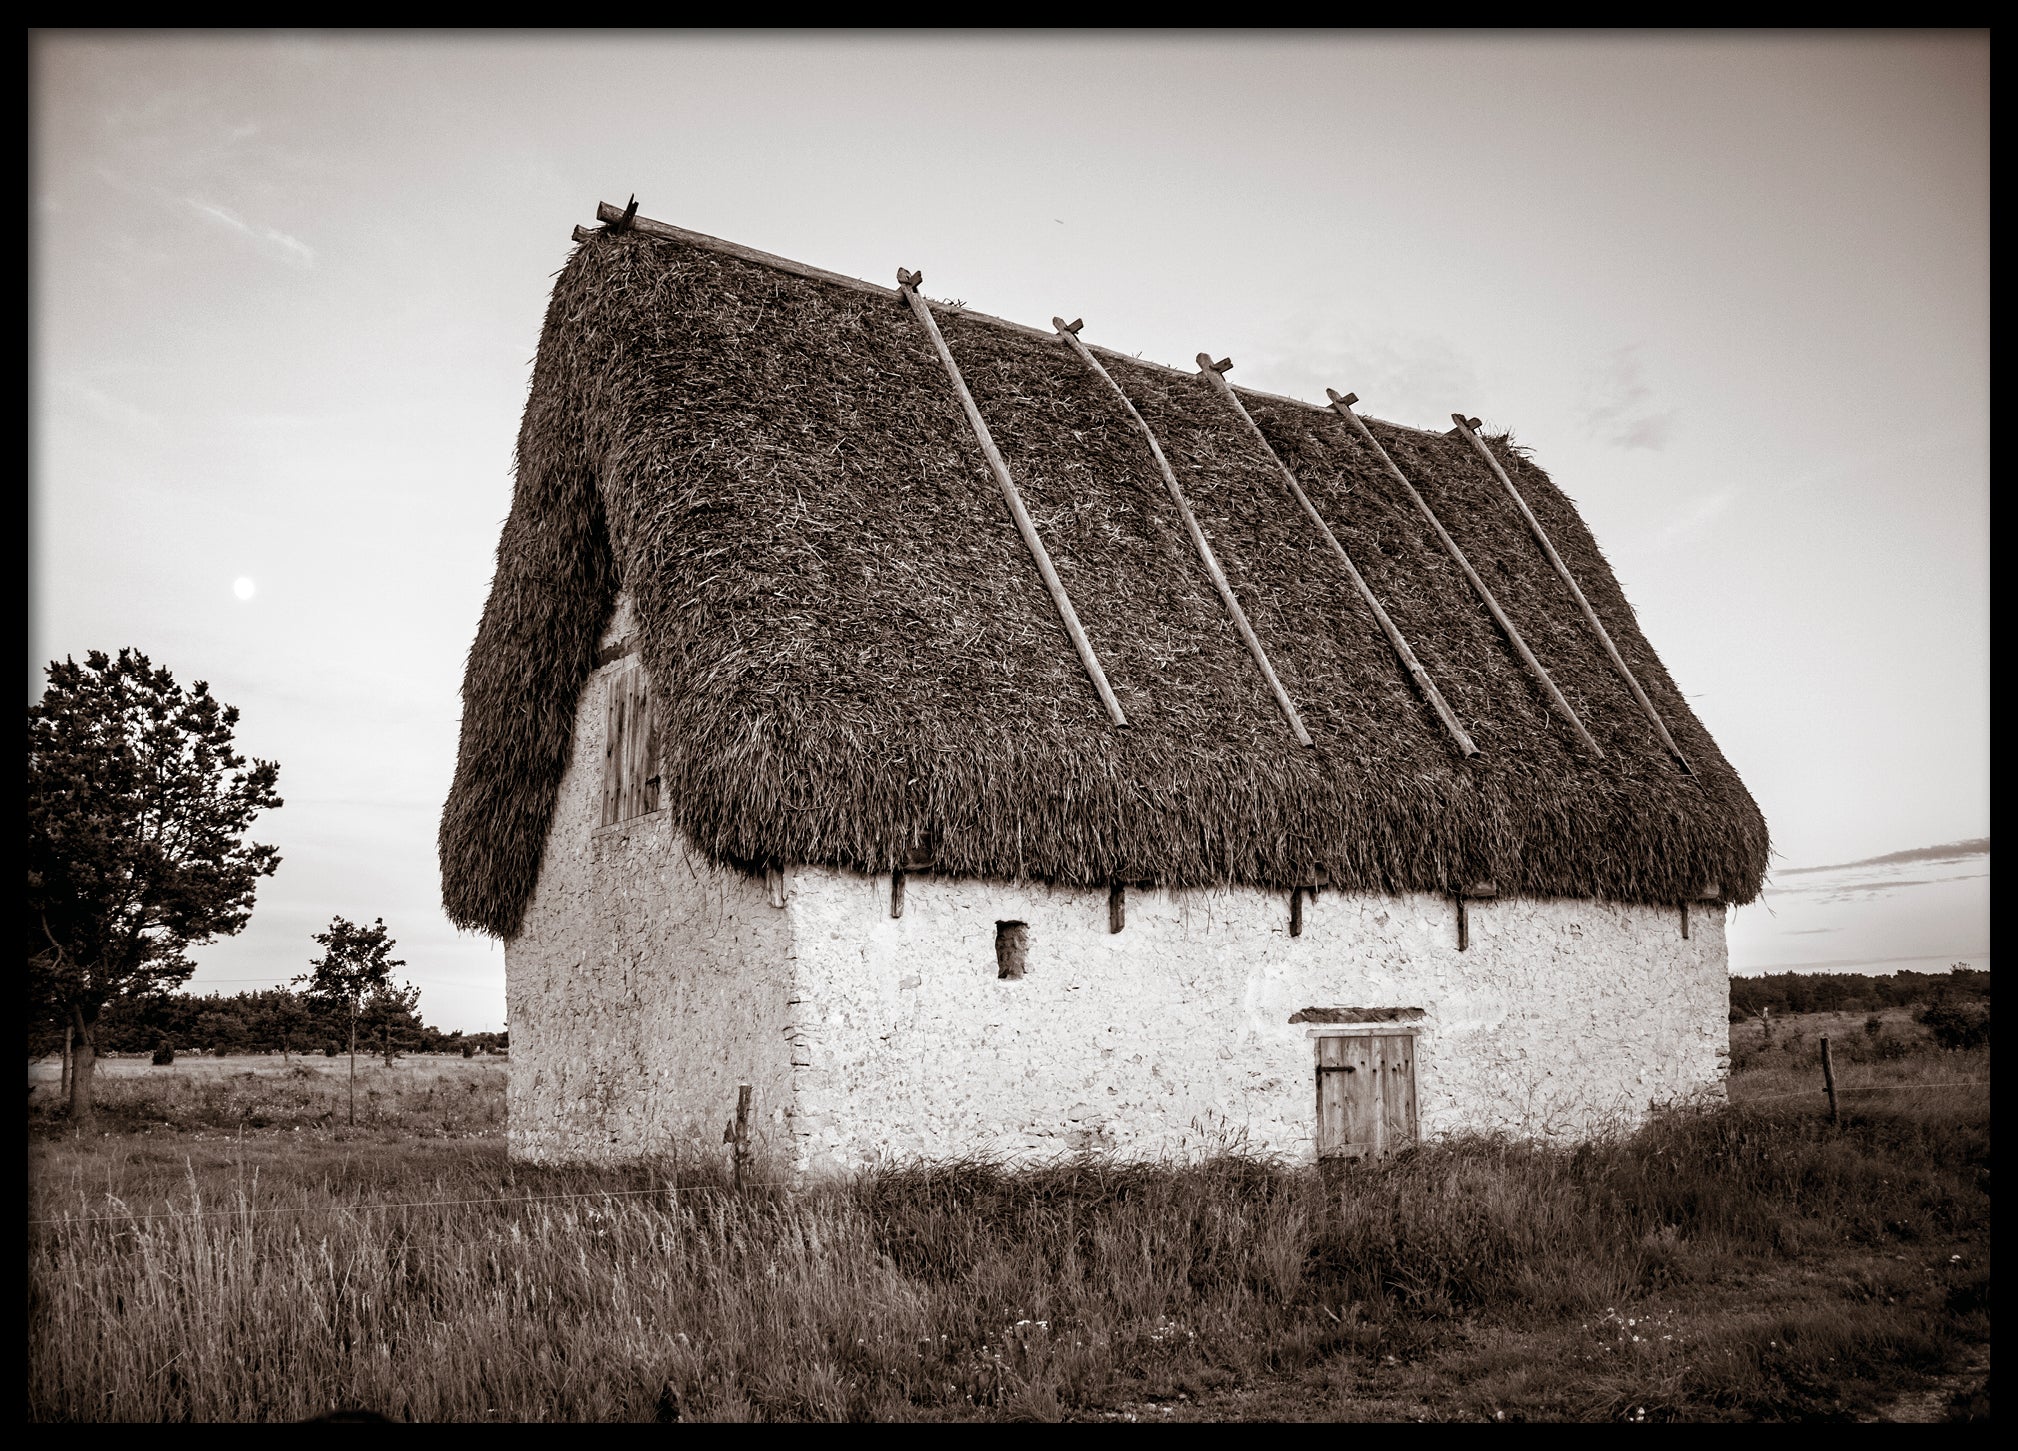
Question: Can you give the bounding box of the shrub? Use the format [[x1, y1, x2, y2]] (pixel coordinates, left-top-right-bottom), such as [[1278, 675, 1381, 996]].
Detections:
[[1915, 1002, 1990, 1051], [461, 1042, 475, 1059], [324, 1043, 340, 1058], [1864, 1016, 1883, 1039], [151, 1043, 175, 1066]]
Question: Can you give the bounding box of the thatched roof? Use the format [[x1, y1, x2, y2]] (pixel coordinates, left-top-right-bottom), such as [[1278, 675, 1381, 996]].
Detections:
[[440, 209, 1769, 940]]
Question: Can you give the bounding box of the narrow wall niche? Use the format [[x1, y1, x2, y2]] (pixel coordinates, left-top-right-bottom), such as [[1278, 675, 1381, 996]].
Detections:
[[995, 921, 1029, 980]]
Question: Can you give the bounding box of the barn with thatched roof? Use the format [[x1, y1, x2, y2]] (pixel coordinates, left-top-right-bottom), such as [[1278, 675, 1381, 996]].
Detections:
[[439, 201, 1767, 1173]]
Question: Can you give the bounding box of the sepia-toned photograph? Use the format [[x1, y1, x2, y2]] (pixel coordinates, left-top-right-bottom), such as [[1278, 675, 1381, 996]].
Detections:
[[28, 30, 1987, 1422]]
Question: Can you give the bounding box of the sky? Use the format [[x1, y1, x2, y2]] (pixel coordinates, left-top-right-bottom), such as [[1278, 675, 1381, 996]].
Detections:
[[30, 32, 1989, 1031]]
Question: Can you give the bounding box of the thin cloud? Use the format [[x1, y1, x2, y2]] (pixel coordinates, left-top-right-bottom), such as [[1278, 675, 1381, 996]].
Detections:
[[1775, 871, 1987, 901], [1241, 319, 1483, 428], [1645, 485, 1737, 552], [1782, 838, 1989, 874], [182, 197, 316, 268], [1579, 345, 1676, 452]]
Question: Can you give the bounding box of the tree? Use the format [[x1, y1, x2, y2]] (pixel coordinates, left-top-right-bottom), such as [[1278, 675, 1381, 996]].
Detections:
[[27, 649, 282, 1122], [261, 989, 316, 1061], [359, 979, 426, 1067], [295, 916, 405, 1126]]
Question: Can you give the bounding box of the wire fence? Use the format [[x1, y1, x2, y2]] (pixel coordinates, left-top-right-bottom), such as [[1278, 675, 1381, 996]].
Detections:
[[31, 1049, 1987, 1231], [30, 1078, 1989, 1229], [27, 1182, 800, 1230], [1733, 1079, 1987, 1105]]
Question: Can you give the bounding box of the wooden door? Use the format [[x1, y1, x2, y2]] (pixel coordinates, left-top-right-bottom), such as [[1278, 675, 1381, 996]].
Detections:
[[1316, 1033, 1417, 1160]]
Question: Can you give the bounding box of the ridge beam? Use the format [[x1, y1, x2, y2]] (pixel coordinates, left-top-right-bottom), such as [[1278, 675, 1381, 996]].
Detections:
[[1328, 389, 1601, 758], [1056, 317, 1312, 748], [1451, 415, 1692, 773], [1197, 356, 1478, 759], [897, 272, 1130, 728], [581, 201, 1454, 438]]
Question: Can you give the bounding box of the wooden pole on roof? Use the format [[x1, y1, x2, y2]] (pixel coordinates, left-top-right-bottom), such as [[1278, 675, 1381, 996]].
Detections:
[[1053, 317, 1312, 748], [1450, 416, 1692, 773], [1327, 390, 1602, 758], [1197, 356, 1477, 759], [896, 272, 1129, 728]]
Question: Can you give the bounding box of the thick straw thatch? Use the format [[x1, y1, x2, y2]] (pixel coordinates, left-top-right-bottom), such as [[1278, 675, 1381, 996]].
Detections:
[[440, 224, 1768, 939]]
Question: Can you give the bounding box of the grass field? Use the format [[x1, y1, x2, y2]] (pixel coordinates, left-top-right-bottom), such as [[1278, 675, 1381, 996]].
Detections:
[[26, 1017, 1989, 1423]]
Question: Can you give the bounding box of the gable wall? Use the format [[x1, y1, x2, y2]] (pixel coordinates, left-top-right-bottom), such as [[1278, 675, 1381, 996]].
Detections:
[[504, 598, 798, 1166]]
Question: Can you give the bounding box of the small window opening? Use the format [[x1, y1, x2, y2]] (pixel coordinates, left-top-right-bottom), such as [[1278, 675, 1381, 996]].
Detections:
[[995, 921, 1029, 980]]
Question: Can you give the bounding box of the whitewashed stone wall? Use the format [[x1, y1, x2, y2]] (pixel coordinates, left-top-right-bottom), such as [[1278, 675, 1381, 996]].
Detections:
[[783, 870, 1728, 1175], [505, 597, 796, 1166], [508, 603, 1730, 1171]]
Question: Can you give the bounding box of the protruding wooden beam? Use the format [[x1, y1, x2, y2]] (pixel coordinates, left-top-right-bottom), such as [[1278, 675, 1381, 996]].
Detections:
[[1054, 317, 1312, 747], [1452, 415, 1692, 773], [1109, 882, 1126, 934], [1453, 881, 1495, 951], [1196, 358, 1477, 758], [1683, 885, 1722, 941], [898, 274, 1129, 727], [1327, 389, 1601, 757]]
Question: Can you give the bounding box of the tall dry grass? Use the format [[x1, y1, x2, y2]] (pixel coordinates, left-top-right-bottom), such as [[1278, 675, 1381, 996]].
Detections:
[[27, 1067, 1989, 1422]]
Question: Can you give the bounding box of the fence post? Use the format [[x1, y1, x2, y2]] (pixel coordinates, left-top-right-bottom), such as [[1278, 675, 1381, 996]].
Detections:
[[731, 1084, 751, 1190], [1820, 1036, 1839, 1125]]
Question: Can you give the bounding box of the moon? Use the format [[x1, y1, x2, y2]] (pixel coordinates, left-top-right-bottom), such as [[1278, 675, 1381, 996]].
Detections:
[[233, 577, 256, 601]]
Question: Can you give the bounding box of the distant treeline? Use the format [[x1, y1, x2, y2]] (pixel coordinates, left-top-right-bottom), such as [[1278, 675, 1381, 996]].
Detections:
[[27, 987, 507, 1060], [1729, 966, 1989, 1021]]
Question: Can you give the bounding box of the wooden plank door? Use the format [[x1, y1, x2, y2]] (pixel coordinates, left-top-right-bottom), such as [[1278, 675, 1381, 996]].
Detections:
[[1379, 1034, 1418, 1149], [1316, 1033, 1417, 1160]]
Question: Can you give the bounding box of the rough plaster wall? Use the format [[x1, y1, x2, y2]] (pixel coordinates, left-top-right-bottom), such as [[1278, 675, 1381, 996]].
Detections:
[[505, 594, 797, 1165], [785, 870, 1729, 1174]]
